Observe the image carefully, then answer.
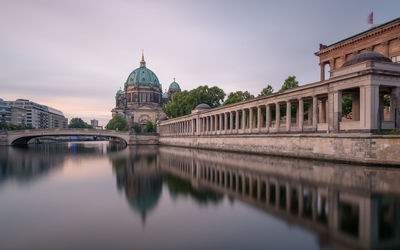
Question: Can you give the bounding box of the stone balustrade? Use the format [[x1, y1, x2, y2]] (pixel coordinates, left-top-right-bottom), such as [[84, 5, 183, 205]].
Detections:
[[159, 60, 400, 136]]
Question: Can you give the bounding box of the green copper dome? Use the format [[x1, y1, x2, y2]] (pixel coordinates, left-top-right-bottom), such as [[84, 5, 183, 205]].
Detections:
[[169, 81, 181, 91], [162, 92, 168, 99], [125, 55, 161, 89]]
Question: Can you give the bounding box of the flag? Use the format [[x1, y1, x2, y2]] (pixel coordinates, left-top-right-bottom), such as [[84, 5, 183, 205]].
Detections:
[[368, 11, 373, 25]]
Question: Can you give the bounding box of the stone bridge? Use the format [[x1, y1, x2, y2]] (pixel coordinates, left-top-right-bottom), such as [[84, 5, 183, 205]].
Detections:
[[0, 129, 158, 146]]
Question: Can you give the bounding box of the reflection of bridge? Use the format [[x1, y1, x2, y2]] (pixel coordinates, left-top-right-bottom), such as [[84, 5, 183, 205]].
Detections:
[[2, 129, 158, 145], [159, 146, 400, 250]]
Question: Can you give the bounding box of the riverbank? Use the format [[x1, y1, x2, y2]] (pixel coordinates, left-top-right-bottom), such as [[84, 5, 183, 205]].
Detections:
[[159, 133, 400, 166]]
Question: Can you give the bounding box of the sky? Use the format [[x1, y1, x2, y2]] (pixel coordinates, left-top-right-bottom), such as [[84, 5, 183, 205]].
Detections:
[[1, 0, 399, 126]]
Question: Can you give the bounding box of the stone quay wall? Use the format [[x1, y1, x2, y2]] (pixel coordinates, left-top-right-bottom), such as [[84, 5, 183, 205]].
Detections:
[[159, 133, 400, 165]]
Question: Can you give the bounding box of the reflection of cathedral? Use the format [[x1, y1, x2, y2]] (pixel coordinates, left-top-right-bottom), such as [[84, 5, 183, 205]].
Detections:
[[112, 53, 181, 127], [112, 147, 162, 222]]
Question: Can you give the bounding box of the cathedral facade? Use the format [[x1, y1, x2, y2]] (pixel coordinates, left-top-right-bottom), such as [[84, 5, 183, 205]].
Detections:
[[112, 54, 180, 128]]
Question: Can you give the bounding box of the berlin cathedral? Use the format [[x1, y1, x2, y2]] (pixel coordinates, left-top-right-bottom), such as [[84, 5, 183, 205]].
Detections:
[[112, 53, 181, 127]]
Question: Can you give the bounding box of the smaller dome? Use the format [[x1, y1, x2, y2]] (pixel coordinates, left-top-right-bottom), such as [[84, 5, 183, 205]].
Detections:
[[195, 103, 211, 110], [169, 81, 181, 91], [162, 92, 168, 99], [116, 89, 124, 96], [342, 52, 392, 67], [159, 115, 168, 121]]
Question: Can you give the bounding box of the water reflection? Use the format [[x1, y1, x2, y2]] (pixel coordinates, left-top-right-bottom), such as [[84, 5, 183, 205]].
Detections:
[[111, 146, 162, 223], [158, 146, 400, 250], [1, 142, 400, 250], [0, 142, 124, 185]]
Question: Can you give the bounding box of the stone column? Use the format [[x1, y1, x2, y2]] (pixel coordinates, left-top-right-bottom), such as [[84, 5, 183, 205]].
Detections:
[[312, 96, 318, 131], [219, 114, 223, 133], [249, 108, 253, 132], [235, 110, 239, 133], [257, 106, 262, 132], [266, 104, 270, 132], [392, 87, 400, 128], [276, 103, 280, 131], [286, 101, 291, 132], [230, 111, 234, 133], [299, 98, 304, 131], [320, 62, 325, 81], [242, 110, 246, 132], [224, 112, 228, 134], [360, 85, 380, 131], [214, 115, 218, 134], [332, 91, 342, 132]]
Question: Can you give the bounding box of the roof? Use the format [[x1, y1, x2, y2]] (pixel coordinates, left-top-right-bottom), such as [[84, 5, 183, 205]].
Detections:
[[318, 17, 400, 52], [342, 52, 392, 67], [169, 81, 181, 91]]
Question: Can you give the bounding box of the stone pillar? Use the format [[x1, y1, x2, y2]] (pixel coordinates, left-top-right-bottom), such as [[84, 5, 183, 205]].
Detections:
[[266, 104, 270, 132], [257, 106, 262, 132], [318, 100, 323, 123], [312, 96, 318, 131], [242, 110, 246, 132], [230, 111, 233, 133], [214, 115, 218, 134], [276, 103, 280, 130], [286, 101, 291, 132], [320, 62, 325, 81], [219, 114, 224, 134], [249, 108, 253, 132], [333, 91, 342, 131], [299, 98, 304, 131], [360, 85, 380, 131], [224, 112, 228, 133], [392, 87, 400, 128], [235, 110, 239, 133]]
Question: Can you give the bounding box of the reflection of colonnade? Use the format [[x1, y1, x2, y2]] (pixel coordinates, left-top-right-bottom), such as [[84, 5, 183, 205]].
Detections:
[[159, 146, 400, 250], [159, 55, 400, 135]]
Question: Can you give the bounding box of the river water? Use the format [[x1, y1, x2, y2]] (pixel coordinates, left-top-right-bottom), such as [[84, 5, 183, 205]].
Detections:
[[0, 142, 399, 250]]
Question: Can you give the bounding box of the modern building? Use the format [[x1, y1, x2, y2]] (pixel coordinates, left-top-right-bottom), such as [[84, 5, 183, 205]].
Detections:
[[315, 17, 400, 81], [0, 98, 11, 124], [5, 99, 67, 129], [91, 119, 99, 127], [10, 106, 27, 126], [112, 53, 181, 129]]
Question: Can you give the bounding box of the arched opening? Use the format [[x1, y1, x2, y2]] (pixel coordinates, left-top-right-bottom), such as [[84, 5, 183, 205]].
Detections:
[[11, 134, 128, 146]]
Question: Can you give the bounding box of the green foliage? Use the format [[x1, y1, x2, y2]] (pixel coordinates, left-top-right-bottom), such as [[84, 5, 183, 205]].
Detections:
[[105, 115, 128, 131], [133, 122, 141, 133], [223, 91, 254, 105], [6, 123, 34, 130], [280, 76, 299, 92], [258, 85, 274, 97], [384, 95, 391, 107], [163, 85, 225, 118], [342, 95, 352, 117], [68, 118, 92, 129], [144, 121, 156, 133]]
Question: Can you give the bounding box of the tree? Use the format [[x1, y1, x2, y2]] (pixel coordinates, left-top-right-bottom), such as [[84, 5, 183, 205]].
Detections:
[[68, 118, 92, 128], [223, 91, 254, 105], [133, 122, 141, 133], [342, 95, 352, 117], [144, 121, 156, 133], [163, 85, 225, 118], [105, 115, 128, 131], [280, 76, 299, 92], [258, 85, 274, 97]]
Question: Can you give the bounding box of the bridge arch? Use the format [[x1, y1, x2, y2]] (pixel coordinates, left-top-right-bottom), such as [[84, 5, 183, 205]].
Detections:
[[7, 129, 131, 146]]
